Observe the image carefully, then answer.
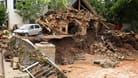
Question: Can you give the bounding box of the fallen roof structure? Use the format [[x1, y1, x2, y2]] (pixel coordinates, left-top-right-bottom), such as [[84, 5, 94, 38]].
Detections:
[[37, 0, 109, 36], [72, 0, 97, 15]]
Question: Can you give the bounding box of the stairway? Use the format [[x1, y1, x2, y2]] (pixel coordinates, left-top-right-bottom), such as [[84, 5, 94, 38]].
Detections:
[[23, 57, 67, 78]]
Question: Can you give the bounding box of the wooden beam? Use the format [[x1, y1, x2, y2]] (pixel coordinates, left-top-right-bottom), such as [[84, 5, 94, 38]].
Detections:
[[78, 0, 80, 10], [81, 0, 97, 15]]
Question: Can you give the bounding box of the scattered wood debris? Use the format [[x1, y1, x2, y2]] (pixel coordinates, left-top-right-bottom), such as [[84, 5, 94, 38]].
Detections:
[[36, 0, 109, 36], [1, 0, 138, 78]]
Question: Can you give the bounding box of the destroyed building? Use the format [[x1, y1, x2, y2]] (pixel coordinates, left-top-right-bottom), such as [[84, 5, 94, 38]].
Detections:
[[0, 0, 138, 78], [36, 0, 109, 36]]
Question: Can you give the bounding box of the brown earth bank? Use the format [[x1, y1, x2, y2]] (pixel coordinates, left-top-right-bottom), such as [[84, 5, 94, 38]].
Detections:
[[48, 30, 138, 65]]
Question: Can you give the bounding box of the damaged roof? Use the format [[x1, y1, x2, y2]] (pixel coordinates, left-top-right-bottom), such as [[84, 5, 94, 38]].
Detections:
[[72, 0, 97, 15]]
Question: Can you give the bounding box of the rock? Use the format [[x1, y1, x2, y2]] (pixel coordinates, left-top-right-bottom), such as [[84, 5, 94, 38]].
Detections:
[[101, 59, 118, 68], [93, 58, 118, 68]]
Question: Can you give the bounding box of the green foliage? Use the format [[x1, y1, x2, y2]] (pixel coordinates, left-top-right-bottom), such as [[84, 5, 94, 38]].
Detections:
[[16, 0, 48, 23], [0, 4, 6, 26], [16, 0, 68, 22], [111, 0, 138, 32], [88, 0, 116, 20], [48, 0, 68, 11], [88, 0, 104, 15], [89, 0, 138, 32]]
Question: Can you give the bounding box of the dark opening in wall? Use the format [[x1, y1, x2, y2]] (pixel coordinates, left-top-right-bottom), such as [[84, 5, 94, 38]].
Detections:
[[62, 27, 66, 32], [68, 21, 79, 34]]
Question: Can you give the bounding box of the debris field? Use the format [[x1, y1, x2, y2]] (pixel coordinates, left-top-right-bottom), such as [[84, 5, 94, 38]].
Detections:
[[0, 0, 138, 78]]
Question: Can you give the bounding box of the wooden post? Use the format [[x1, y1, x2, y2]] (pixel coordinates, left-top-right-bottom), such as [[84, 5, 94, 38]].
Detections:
[[78, 0, 80, 10], [94, 21, 99, 38], [0, 51, 4, 78]]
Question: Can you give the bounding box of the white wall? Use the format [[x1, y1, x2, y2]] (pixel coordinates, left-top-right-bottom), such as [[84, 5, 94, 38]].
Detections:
[[7, 0, 23, 30]]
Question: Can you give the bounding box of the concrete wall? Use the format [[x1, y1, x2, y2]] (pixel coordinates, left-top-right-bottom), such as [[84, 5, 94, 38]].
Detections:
[[2, 0, 49, 30], [35, 42, 56, 63]]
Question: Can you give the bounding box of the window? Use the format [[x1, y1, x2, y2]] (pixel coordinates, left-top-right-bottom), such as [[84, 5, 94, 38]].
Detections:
[[30, 25, 34, 29], [13, 0, 16, 9], [35, 25, 40, 29], [5, 0, 7, 8], [13, 0, 21, 9]]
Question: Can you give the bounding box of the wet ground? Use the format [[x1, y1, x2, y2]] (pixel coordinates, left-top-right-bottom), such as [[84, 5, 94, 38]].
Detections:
[[58, 54, 138, 78]]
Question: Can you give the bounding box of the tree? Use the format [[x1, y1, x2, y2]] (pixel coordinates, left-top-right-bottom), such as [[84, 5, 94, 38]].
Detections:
[[0, 4, 6, 26], [88, 0, 116, 20], [16, 0, 49, 23], [110, 0, 138, 32], [89, 0, 138, 32], [48, 0, 68, 11], [16, 0, 68, 23]]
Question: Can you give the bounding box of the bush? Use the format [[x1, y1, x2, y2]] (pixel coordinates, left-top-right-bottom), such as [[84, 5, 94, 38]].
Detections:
[[0, 4, 6, 26]]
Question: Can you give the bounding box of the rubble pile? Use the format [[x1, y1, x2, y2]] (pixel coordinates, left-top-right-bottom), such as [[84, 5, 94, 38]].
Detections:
[[35, 5, 118, 66], [1, 0, 138, 78], [0, 30, 9, 53], [35, 8, 138, 66], [37, 8, 109, 36], [92, 42, 128, 68], [47, 30, 138, 66], [0, 30, 10, 78], [3, 0, 138, 69], [103, 30, 138, 49], [89, 30, 138, 67]]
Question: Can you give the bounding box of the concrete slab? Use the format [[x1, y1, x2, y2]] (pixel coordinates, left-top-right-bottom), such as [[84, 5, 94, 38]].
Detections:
[[4, 61, 30, 78]]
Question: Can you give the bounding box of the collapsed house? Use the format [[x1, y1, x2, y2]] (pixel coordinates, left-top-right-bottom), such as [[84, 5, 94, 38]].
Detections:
[[36, 0, 109, 36], [35, 0, 138, 67], [1, 0, 138, 78]]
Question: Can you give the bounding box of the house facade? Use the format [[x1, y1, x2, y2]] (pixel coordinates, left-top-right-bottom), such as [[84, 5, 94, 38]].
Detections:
[[0, 0, 74, 30], [0, 0, 23, 30]]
